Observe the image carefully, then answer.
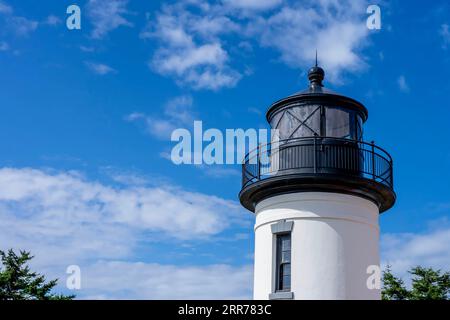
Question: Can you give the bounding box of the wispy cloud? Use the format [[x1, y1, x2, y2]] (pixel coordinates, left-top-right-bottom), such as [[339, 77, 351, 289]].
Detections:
[[0, 167, 251, 299], [223, 0, 282, 11], [73, 261, 252, 299], [144, 0, 371, 89], [381, 223, 450, 282], [126, 95, 195, 140], [85, 61, 117, 75], [201, 165, 241, 178], [8, 16, 38, 36], [0, 41, 9, 51], [247, 107, 262, 115], [440, 24, 450, 49], [0, 167, 245, 248], [143, 3, 241, 91], [0, 1, 38, 36], [103, 170, 151, 187], [0, 0, 12, 14], [397, 75, 410, 93], [256, 0, 369, 83], [86, 0, 133, 39], [151, 44, 241, 91], [80, 45, 96, 53], [44, 14, 62, 26]]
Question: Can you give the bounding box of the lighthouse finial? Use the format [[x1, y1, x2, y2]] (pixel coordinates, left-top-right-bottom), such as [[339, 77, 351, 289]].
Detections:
[[308, 52, 325, 87]]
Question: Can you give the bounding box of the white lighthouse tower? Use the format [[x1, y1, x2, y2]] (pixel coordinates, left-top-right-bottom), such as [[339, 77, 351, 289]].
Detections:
[[239, 64, 396, 300]]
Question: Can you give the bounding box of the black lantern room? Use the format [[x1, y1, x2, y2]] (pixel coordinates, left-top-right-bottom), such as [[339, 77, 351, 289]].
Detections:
[[239, 65, 396, 213]]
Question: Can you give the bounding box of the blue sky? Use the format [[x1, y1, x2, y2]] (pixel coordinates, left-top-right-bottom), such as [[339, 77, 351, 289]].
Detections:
[[0, 0, 449, 299]]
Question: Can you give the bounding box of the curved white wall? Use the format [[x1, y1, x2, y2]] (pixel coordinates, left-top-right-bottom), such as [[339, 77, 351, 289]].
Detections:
[[253, 192, 380, 300]]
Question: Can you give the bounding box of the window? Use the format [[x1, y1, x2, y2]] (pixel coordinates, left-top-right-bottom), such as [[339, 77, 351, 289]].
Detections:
[[356, 115, 363, 140], [276, 234, 291, 291], [270, 220, 294, 300], [325, 107, 351, 138], [270, 105, 364, 141], [270, 105, 321, 139]]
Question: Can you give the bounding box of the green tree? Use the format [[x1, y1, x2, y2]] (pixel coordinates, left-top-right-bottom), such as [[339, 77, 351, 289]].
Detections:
[[382, 265, 450, 300], [0, 249, 75, 300], [382, 265, 410, 300], [409, 266, 450, 300]]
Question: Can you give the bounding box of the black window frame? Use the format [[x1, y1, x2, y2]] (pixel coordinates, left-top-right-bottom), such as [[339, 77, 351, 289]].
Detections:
[[270, 104, 365, 142], [275, 232, 291, 292]]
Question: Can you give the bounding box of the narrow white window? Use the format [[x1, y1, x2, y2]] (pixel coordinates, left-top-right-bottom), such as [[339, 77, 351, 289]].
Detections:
[[276, 233, 291, 291]]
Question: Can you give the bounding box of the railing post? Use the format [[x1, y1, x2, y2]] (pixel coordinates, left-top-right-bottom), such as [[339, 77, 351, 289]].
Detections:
[[390, 159, 394, 187], [313, 135, 317, 173], [257, 144, 261, 180], [242, 162, 245, 187], [371, 141, 376, 180]]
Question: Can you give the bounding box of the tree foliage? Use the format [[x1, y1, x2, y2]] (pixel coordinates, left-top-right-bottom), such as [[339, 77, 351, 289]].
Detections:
[[382, 265, 450, 300], [0, 249, 74, 300]]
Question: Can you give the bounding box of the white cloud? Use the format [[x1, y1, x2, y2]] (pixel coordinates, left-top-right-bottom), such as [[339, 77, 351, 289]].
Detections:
[[86, 0, 132, 39], [85, 62, 117, 75], [200, 165, 241, 178], [0, 41, 9, 51], [125, 113, 175, 140], [0, 2, 38, 36], [126, 95, 195, 140], [247, 107, 262, 115], [106, 171, 151, 186], [238, 41, 253, 52], [154, 43, 228, 76], [143, 3, 241, 90], [76, 261, 252, 299], [223, 0, 282, 11], [151, 40, 240, 90], [397, 75, 410, 93], [0, 167, 251, 299], [44, 15, 62, 26], [0, 167, 245, 249], [257, 0, 369, 82], [80, 45, 96, 53], [381, 225, 450, 282], [440, 24, 450, 49], [0, 1, 12, 14], [7, 16, 38, 36], [165, 95, 195, 124], [145, 0, 371, 89], [183, 67, 241, 91]]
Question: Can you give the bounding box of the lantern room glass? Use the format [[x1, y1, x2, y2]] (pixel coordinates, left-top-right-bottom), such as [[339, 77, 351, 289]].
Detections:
[[325, 107, 351, 139], [270, 105, 363, 141]]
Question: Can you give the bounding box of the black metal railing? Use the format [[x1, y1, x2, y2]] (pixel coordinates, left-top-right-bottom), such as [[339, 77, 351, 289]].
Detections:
[[242, 137, 393, 190]]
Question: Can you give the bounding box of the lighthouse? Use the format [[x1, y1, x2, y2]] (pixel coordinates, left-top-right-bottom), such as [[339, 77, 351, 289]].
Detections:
[[239, 64, 396, 300]]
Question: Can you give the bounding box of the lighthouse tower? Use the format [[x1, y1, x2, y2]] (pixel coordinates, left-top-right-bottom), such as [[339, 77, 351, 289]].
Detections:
[[239, 65, 396, 300]]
